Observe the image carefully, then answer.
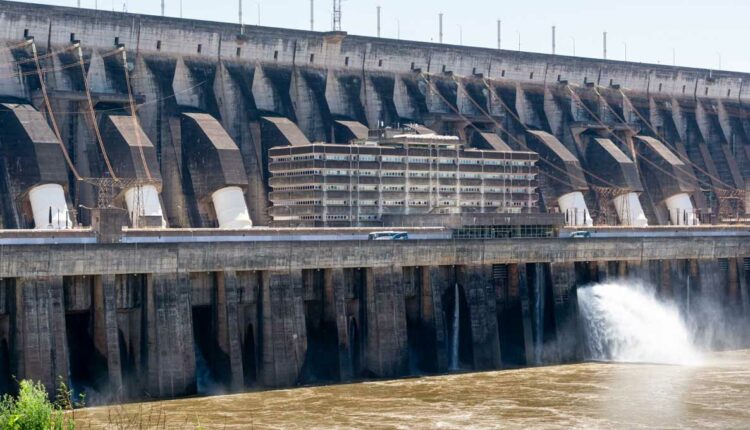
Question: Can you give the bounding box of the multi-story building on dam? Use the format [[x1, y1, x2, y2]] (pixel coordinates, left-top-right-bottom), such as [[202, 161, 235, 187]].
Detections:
[[268, 127, 539, 226]]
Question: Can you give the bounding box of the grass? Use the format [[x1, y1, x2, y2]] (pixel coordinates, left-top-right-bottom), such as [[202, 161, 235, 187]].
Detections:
[[0, 380, 217, 429]]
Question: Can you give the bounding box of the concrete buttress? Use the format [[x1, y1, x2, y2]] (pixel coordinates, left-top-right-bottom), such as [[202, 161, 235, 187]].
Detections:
[[93, 275, 123, 398], [458, 265, 502, 370], [11, 277, 68, 394], [217, 271, 245, 391], [364, 267, 408, 378], [423, 266, 449, 373], [145, 273, 195, 398], [259, 270, 307, 387], [325, 268, 353, 380]]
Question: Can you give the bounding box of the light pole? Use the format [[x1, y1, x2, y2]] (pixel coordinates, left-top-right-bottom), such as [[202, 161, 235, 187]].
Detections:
[[717, 52, 722, 70], [458, 24, 463, 45], [623, 41, 627, 61], [517, 31, 521, 52], [570, 36, 575, 56]]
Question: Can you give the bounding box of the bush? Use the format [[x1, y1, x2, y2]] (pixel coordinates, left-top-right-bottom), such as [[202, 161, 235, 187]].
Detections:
[[0, 380, 76, 430]]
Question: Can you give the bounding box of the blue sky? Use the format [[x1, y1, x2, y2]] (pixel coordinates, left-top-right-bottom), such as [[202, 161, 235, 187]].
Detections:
[[18, 0, 750, 72]]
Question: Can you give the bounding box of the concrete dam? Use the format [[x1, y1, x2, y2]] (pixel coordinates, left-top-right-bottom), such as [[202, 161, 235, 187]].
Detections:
[[0, 0, 749, 403]]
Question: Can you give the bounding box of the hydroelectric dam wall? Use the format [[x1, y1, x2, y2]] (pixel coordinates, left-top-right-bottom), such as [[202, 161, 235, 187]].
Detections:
[[0, 229, 749, 401], [0, 0, 749, 404]]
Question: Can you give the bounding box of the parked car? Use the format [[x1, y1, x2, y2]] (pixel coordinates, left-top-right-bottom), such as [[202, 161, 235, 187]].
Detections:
[[569, 231, 592, 238], [368, 231, 409, 240]]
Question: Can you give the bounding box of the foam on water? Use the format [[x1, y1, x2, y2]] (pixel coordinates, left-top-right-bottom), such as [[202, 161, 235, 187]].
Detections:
[[578, 281, 702, 365]]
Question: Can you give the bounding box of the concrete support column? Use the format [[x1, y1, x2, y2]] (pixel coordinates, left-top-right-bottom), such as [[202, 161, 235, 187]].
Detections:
[[596, 261, 609, 283], [217, 271, 245, 391], [509, 264, 534, 366], [728, 258, 740, 312], [259, 270, 307, 387], [93, 275, 123, 397], [324, 268, 353, 380], [364, 266, 408, 378], [458, 265, 502, 370], [144, 273, 195, 398], [10, 277, 68, 394], [550, 262, 583, 362], [738, 258, 750, 315], [615, 261, 626, 278], [423, 266, 448, 373]]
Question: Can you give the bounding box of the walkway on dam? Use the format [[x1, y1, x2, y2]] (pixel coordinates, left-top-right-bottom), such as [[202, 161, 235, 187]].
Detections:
[[1, 233, 748, 278]]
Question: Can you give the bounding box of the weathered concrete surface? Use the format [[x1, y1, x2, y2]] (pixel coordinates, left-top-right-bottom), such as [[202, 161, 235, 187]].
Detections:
[[10, 277, 68, 393], [459, 265, 502, 370], [217, 271, 245, 391], [145, 273, 196, 398], [258, 270, 307, 387], [325, 268, 353, 380], [1, 237, 748, 278], [93, 275, 124, 397], [364, 267, 409, 378]]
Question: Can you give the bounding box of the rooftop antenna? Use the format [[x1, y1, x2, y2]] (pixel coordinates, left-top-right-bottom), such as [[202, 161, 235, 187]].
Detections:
[[439, 13, 443, 44], [333, 0, 342, 31], [310, 0, 314, 31], [377, 5, 381, 38]]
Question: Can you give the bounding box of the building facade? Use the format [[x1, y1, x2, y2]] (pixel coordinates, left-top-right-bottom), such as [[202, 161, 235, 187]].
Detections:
[[269, 130, 539, 227]]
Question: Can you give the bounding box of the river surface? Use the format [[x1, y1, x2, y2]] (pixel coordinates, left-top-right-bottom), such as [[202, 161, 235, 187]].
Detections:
[[75, 349, 750, 429]]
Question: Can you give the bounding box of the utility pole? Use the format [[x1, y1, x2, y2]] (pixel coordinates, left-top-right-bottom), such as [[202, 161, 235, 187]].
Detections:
[[497, 20, 501, 49], [439, 13, 443, 44], [603, 31, 607, 59], [377, 6, 381, 38], [517, 31, 521, 52], [310, 0, 314, 31], [552, 25, 556, 55], [333, 0, 342, 31], [239, 0, 244, 34]]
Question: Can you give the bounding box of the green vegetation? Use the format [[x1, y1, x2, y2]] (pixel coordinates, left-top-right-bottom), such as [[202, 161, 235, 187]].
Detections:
[[0, 379, 78, 430]]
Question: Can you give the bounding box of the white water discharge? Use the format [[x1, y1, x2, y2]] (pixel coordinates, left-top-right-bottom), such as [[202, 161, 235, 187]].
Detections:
[[578, 281, 702, 365], [450, 283, 460, 371]]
